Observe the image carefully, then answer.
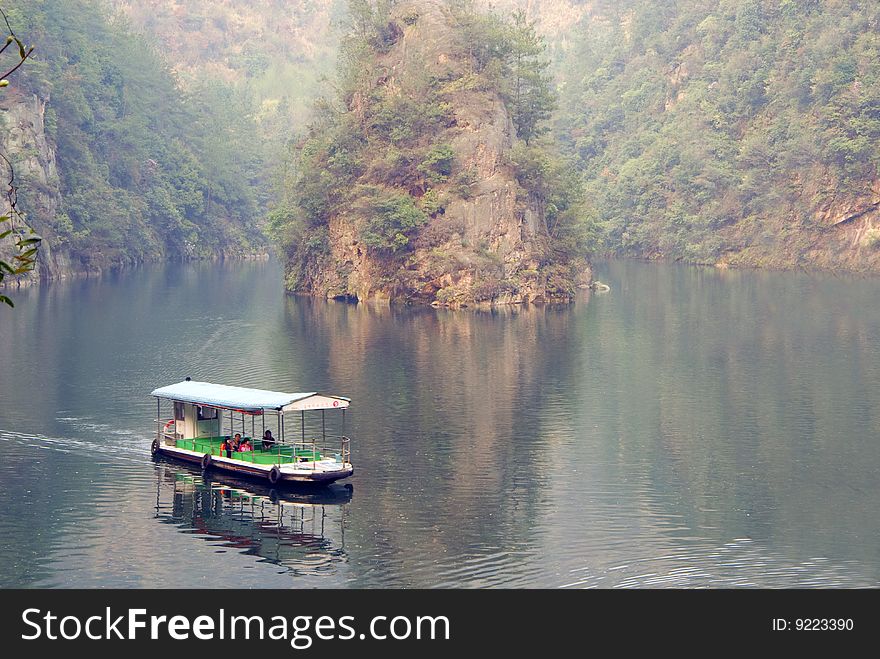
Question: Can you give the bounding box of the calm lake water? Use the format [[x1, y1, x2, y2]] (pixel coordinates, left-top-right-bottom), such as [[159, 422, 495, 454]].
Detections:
[[1, 258, 879, 588]]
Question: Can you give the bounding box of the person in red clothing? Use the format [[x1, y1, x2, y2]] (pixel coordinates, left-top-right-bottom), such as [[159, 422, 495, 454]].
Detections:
[[220, 433, 241, 457]]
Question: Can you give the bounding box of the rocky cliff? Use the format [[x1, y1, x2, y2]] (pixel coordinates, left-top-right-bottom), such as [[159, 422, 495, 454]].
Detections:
[[718, 173, 880, 272], [285, 0, 587, 306], [1, 0, 271, 294], [0, 89, 70, 285]]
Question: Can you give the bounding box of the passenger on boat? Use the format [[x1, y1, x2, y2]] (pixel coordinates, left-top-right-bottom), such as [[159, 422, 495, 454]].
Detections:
[[231, 433, 242, 452], [239, 438, 253, 452], [220, 436, 231, 458], [262, 429, 275, 451]]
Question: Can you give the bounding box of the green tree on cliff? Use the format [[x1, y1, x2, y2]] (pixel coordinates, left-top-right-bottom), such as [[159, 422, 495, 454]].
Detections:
[[451, 2, 555, 144], [505, 10, 555, 145]]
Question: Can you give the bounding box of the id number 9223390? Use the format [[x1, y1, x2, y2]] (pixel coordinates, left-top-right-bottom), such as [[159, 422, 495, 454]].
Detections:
[[772, 618, 854, 631]]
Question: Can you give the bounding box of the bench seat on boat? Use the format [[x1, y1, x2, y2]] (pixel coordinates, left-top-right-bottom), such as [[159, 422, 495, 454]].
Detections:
[[174, 437, 322, 463]]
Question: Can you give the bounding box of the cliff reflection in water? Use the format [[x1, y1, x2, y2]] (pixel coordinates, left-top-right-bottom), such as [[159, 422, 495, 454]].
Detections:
[[154, 463, 351, 577], [273, 264, 880, 586], [277, 296, 587, 586]]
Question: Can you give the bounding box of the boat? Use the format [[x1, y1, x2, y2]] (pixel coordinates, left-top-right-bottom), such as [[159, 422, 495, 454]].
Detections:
[[150, 379, 353, 485]]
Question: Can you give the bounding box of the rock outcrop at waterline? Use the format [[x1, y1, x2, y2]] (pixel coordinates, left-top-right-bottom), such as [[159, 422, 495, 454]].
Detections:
[[284, 0, 588, 306]]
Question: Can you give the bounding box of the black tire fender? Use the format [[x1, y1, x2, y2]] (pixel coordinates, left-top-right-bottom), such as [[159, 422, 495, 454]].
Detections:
[[201, 454, 212, 470], [150, 438, 160, 455], [268, 466, 281, 484]]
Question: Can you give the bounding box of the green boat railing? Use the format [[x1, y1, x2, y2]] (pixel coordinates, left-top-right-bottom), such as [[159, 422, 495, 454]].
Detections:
[[157, 419, 351, 468]]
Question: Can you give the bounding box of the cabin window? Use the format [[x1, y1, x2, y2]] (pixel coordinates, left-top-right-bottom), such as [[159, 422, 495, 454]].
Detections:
[[173, 402, 185, 421], [197, 405, 218, 421]]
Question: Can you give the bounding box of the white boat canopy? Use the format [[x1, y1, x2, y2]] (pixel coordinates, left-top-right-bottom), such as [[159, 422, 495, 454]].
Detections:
[[151, 380, 351, 413]]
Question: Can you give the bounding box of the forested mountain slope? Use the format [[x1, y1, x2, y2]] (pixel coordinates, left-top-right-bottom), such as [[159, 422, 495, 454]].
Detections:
[[0, 0, 263, 281], [555, 0, 880, 270], [110, 0, 346, 141]]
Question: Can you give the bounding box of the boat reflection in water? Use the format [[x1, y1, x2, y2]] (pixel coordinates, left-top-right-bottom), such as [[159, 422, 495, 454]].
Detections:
[[153, 462, 352, 577]]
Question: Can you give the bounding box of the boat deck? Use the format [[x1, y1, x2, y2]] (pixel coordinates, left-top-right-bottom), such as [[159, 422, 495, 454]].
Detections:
[[174, 437, 326, 465]]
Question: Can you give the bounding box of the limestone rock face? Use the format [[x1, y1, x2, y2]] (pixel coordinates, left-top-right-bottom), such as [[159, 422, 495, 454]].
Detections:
[[716, 172, 880, 272], [0, 90, 71, 285], [297, 0, 586, 306]]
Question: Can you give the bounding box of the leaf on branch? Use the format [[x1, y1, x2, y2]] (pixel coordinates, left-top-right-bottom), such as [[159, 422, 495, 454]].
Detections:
[[0, 295, 14, 308]]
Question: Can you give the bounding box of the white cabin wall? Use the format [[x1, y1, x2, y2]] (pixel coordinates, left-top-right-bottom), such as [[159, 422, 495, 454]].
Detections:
[[182, 403, 197, 439], [179, 403, 223, 438]]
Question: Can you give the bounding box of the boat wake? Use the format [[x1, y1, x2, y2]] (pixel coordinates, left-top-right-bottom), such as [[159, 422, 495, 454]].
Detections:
[[0, 427, 152, 464], [55, 414, 140, 437]]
